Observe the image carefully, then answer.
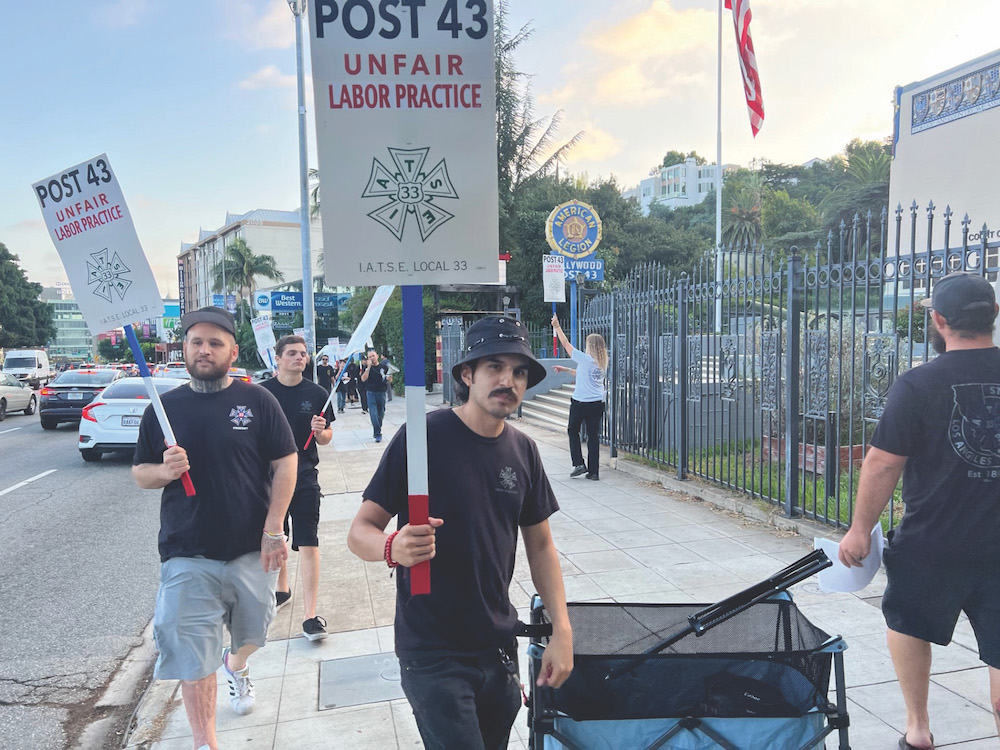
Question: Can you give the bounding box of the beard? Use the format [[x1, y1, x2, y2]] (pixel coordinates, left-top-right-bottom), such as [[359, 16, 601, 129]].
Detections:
[[186, 355, 231, 381], [929, 320, 946, 354]]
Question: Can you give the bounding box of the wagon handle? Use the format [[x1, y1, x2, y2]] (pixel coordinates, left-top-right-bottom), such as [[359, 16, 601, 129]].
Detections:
[[605, 550, 832, 681]]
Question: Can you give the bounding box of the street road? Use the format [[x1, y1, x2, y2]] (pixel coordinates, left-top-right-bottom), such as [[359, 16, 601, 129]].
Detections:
[[0, 407, 161, 749]]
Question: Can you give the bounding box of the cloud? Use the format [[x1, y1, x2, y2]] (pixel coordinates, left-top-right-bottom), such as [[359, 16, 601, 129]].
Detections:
[[11, 219, 44, 231], [94, 0, 153, 29], [226, 0, 296, 50], [239, 65, 296, 90]]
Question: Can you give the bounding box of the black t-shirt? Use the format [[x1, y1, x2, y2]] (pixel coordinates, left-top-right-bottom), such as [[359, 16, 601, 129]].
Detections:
[[259, 377, 334, 487], [133, 380, 297, 562], [871, 347, 1000, 564], [316, 364, 334, 389], [363, 361, 389, 393], [364, 409, 559, 658]]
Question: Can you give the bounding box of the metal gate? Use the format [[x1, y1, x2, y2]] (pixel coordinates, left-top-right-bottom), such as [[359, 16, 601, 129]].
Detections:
[[581, 204, 999, 530]]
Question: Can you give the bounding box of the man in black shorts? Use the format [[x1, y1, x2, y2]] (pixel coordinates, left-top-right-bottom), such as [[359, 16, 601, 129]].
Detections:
[[133, 306, 297, 750], [347, 316, 573, 750], [840, 272, 1000, 750], [260, 335, 335, 641]]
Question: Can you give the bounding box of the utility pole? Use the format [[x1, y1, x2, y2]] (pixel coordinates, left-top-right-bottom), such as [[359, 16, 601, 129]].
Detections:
[[288, 0, 315, 375]]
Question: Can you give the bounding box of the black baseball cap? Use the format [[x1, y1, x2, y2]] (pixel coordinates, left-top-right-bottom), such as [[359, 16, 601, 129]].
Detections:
[[452, 317, 547, 388], [920, 272, 996, 324], [180, 306, 237, 338]]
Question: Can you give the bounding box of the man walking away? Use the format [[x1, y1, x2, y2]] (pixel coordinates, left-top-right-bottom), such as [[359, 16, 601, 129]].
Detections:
[[360, 349, 389, 442], [260, 335, 335, 642], [132, 306, 297, 750], [839, 272, 1000, 750], [348, 316, 573, 749]]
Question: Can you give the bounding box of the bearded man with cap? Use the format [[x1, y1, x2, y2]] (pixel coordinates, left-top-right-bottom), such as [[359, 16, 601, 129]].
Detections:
[[348, 316, 573, 750], [839, 272, 1000, 750], [132, 306, 298, 750]]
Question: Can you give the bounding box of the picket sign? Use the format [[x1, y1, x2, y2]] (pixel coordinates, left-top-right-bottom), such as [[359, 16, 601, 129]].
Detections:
[[32, 154, 194, 495]]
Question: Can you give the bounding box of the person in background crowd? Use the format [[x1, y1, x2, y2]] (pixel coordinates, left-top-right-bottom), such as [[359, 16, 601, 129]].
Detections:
[[551, 315, 608, 481], [316, 354, 334, 394], [360, 350, 390, 443], [335, 359, 350, 413], [260, 335, 335, 643], [346, 356, 361, 407], [381, 353, 394, 401]]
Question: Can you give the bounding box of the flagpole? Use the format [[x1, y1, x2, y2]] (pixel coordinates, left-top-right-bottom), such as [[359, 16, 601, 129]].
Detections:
[[715, 0, 724, 334]]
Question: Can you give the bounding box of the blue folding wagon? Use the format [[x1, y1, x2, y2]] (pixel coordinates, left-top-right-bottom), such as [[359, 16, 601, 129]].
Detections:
[[522, 551, 850, 750]]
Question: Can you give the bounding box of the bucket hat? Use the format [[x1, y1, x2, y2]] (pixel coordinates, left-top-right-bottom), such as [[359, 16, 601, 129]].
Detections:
[[180, 306, 237, 338], [452, 317, 547, 388]]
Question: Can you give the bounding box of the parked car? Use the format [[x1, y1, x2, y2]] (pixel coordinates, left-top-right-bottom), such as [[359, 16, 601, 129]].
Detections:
[[0, 373, 37, 420], [1, 349, 51, 388], [78, 377, 188, 462], [253, 368, 273, 381], [229, 367, 252, 383], [39, 369, 125, 429], [152, 367, 191, 380]]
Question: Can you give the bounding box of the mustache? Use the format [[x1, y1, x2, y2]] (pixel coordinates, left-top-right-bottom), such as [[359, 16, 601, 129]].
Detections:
[[490, 388, 515, 399]]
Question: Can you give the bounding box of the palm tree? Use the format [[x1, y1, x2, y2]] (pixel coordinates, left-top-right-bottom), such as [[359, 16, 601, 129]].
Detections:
[[722, 189, 763, 250], [212, 237, 284, 322]]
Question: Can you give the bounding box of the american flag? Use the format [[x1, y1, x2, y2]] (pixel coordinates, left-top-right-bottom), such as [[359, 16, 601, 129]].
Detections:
[[726, 0, 765, 137]]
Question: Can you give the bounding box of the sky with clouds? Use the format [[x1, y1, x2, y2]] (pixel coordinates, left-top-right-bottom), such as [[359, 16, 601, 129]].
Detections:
[[3, 0, 999, 295]]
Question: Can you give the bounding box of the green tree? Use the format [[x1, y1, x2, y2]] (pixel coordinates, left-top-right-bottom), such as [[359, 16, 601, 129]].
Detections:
[[212, 237, 284, 322], [495, 0, 583, 261], [722, 188, 763, 249], [660, 150, 706, 168], [0, 242, 55, 348], [761, 189, 821, 242]]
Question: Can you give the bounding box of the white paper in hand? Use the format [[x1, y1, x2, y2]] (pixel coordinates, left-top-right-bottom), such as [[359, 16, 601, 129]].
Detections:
[[815, 525, 884, 593]]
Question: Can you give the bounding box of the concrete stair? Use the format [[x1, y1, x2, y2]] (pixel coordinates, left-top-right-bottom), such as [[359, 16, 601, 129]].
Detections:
[[520, 383, 573, 430]]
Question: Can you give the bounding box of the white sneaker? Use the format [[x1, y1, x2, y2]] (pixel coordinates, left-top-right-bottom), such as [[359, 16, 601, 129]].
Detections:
[[222, 647, 255, 715]]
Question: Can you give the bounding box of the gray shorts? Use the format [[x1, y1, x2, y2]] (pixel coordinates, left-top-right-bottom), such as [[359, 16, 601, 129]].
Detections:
[[153, 552, 278, 681]]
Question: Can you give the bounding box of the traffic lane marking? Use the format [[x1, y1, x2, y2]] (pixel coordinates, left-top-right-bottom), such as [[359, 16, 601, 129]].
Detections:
[[0, 428, 22, 434], [0, 470, 58, 497]]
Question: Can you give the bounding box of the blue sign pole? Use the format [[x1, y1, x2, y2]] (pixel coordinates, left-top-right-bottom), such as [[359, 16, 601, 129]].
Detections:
[[569, 279, 579, 348]]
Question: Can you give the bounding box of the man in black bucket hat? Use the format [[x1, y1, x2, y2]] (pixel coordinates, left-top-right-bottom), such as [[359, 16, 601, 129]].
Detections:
[[840, 272, 1000, 750], [348, 316, 573, 749]]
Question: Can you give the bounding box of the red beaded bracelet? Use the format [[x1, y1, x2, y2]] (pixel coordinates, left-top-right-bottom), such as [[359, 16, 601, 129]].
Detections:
[[384, 530, 399, 568]]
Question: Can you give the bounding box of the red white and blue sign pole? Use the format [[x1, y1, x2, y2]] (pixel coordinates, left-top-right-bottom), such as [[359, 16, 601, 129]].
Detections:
[[123, 325, 196, 496], [401, 285, 431, 594]]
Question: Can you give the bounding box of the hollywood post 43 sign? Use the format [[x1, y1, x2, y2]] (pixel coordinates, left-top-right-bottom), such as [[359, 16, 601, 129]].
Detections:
[[309, 0, 498, 286], [32, 154, 165, 330]]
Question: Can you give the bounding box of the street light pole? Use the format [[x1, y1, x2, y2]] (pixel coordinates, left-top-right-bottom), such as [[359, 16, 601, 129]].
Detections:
[[288, 0, 315, 373]]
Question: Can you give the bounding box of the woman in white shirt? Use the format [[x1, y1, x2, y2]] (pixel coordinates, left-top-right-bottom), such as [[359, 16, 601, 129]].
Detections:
[[551, 314, 609, 480]]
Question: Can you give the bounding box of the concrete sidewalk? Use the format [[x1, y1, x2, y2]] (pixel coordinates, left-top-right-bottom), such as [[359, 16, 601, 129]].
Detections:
[[125, 393, 998, 750]]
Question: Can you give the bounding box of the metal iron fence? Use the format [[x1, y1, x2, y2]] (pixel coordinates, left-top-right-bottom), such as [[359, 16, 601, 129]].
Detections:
[[582, 204, 1000, 530]]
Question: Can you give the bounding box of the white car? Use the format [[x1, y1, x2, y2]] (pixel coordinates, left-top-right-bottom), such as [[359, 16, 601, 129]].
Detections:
[[77, 377, 188, 462], [0, 372, 37, 420]]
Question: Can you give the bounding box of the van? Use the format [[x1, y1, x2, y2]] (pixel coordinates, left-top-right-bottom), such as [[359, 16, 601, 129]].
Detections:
[[2, 349, 52, 388]]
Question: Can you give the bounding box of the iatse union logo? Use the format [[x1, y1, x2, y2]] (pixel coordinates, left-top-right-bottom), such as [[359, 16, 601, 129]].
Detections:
[[498, 466, 518, 492], [230, 405, 254, 430], [361, 146, 458, 242]]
